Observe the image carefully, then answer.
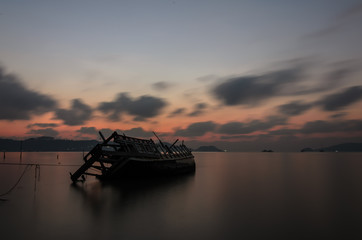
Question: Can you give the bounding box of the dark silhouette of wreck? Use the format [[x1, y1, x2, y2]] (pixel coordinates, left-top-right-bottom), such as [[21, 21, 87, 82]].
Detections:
[[70, 131, 195, 182]]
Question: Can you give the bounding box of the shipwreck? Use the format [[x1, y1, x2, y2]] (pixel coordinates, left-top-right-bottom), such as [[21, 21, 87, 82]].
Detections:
[[70, 131, 195, 182]]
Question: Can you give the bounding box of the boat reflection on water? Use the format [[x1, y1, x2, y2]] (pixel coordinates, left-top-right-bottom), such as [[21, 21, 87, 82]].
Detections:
[[70, 172, 196, 218]]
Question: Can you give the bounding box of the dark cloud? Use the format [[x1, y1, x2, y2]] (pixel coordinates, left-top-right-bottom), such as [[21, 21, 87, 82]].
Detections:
[[98, 92, 167, 121], [174, 121, 217, 137], [219, 135, 257, 140], [76, 127, 119, 139], [317, 86, 362, 111], [278, 101, 313, 116], [268, 128, 299, 136], [151, 81, 172, 91], [300, 119, 362, 134], [0, 66, 57, 120], [218, 115, 287, 135], [188, 103, 208, 117], [218, 122, 246, 135], [76, 127, 124, 139], [55, 99, 93, 126], [123, 127, 153, 138], [27, 128, 59, 137], [173, 116, 287, 138], [168, 108, 186, 117], [77, 127, 98, 135], [269, 119, 362, 136], [76, 126, 153, 139], [212, 66, 303, 106], [133, 116, 147, 122], [27, 123, 59, 128]]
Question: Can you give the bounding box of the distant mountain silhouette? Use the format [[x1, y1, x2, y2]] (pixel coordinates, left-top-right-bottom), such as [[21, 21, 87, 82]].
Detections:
[[261, 149, 274, 152], [194, 146, 223, 152], [301, 143, 362, 152], [2, 137, 361, 152], [0, 137, 98, 152], [300, 147, 314, 152]]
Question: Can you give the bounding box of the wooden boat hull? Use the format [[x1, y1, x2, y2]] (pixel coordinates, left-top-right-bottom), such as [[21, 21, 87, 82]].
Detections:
[[98, 156, 195, 180], [70, 131, 195, 182]]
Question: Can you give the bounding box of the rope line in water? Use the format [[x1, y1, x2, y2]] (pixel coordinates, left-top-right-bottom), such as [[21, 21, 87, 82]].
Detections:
[[0, 165, 32, 200], [0, 162, 81, 167], [0, 162, 81, 200], [34, 164, 40, 192]]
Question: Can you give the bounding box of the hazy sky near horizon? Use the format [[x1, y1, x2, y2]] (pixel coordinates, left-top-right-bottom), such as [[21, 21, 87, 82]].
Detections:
[[1, 0, 362, 151]]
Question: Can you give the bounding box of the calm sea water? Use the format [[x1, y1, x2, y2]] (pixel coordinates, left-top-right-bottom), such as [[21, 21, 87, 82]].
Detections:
[[1, 152, 362, 239]]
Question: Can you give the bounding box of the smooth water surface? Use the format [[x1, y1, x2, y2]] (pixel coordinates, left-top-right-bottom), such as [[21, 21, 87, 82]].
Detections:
[[1, 152, 362, 239]]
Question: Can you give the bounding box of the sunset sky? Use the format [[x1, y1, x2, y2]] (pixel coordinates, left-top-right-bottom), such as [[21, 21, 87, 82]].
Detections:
[[1, 0, 362, 151]]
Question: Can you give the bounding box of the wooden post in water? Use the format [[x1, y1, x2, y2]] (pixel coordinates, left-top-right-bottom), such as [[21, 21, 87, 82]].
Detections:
[[3, 151, 5, 159], [20, 140, 23, 160]]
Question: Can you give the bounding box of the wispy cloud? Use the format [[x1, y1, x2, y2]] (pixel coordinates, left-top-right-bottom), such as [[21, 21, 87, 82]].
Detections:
[[307, 3, 362, 38], [218, 116, 287, 135], [196, 74, 219, 82], [27, 123, 59, 128], [188, 103, 208, 117], [317, 86, 362, 111], [151, 81, 173, 91], [292, 61, 359, 95], [276, 85, 362, 116], [211, 65, 304, 106], [168, 108, 186, 118], [329, 112, 347, 119], [277, 101, 313, 116]]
